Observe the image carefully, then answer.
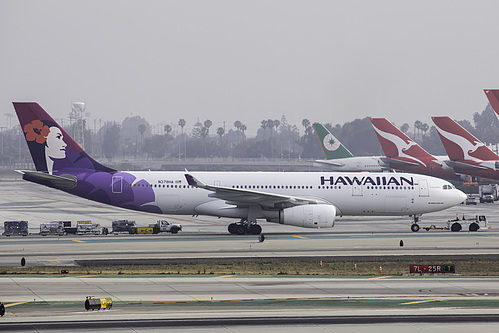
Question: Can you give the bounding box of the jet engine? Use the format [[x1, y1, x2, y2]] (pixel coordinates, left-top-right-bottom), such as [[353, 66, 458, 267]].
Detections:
[[279, 204, 336, 228]]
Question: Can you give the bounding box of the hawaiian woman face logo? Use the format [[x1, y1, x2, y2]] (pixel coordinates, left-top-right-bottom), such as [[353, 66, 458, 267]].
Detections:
[[45, 127, 66, 159], [24, 120, 67, 174]]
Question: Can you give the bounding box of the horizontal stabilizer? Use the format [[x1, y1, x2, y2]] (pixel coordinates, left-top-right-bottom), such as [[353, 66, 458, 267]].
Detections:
[[17, 170, 77, 189], [443, 160, 488, 171], [312, 160, 346, 167], [380, 157, 420, 167]]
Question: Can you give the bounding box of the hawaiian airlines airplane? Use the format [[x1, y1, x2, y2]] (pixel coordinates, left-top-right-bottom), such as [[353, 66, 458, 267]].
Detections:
[[312, 123, 388, 171], [432, 116, 499, 181], [370, 118, 463, 181], [13, 102, 466, 234]]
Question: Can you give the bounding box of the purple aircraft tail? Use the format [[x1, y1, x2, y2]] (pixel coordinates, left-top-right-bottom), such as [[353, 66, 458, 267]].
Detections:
[[13, 102, 115, 175]]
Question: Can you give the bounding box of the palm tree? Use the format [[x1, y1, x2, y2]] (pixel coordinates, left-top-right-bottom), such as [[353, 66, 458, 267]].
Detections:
[[267, 119, 275, 137], [178, 119, 186, 159], [274, 119, 281, 133], [400, 123, 409, 134], [302, 119, 310, 132], [414, 120, 422, 140], [234, 120, 242, 131], [240, 124, 247, 137], [138, 124, 146, 156], [204, 119, 212, 135], [217, 127, 225, 145], [261, 120, 268, 139], [164, 124, 172, 136], [420, 123, 429, 138]]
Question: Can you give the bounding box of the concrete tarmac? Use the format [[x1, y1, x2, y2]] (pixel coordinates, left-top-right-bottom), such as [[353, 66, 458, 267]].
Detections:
[[2, 180, 499, 331], [1, 181, 499, 265], [1, 275, 499, 332]]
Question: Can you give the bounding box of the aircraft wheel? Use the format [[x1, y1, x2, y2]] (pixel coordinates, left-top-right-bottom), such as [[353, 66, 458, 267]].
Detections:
[[469, 222, 479, 232], [249, 224, 262, 235], [451, 222, 462, 232], [236, 225, 246, 235], [228, 223, 238, 234], [411, 224, 420, 232]]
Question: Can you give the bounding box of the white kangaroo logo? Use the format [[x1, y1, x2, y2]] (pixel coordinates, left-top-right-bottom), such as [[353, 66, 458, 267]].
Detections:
[[434, 126, 484, 162], [372, 126, 428, 167]]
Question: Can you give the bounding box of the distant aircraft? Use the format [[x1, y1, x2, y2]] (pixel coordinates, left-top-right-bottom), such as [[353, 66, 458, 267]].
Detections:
[[484, 89, 499, 115], [312, 123, 387, 171], [370, 118, 463, 181], [13, 102, 466, 234], [432, 116, 499, 181]]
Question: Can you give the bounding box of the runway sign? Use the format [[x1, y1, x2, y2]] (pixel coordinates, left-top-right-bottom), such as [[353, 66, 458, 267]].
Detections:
[[410, 265, 455, 274]]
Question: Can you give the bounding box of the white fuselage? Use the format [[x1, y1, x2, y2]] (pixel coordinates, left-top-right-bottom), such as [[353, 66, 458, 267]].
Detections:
[[112, 171, 465, 219]]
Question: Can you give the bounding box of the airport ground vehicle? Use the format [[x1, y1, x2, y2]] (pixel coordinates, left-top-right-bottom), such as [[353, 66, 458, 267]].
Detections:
[[412, 215, 489, 232], [3, 221, 29, 236], [129, 220, 182, 234], [465, 195, 478, 205], [149, 220, 182, 234], [112, 220, 136, 234], [40, 221, 66, 236], [479, 184, 497, 203], [447, 215, 489, 232], [76, 221, 104, 235]]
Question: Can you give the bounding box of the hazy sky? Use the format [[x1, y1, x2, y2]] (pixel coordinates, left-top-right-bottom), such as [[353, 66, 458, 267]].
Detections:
[[2, 0, 499, 136]]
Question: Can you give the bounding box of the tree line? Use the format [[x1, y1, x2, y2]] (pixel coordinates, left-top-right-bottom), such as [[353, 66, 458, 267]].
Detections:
[[1, 104, 498, 166]]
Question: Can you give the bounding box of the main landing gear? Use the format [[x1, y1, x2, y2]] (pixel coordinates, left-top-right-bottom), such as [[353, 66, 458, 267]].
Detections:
[[228, 220, 262, 235]]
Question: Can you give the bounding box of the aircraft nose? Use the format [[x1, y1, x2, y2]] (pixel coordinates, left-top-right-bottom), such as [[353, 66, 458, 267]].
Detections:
[[457, 190, 467, 203]]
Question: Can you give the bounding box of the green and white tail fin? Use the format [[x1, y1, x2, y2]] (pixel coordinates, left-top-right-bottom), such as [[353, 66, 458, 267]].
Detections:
[[313, 123, 354, 160]]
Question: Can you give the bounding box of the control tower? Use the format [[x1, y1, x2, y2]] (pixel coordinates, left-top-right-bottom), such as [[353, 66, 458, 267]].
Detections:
[[70, 102, 86, 149]]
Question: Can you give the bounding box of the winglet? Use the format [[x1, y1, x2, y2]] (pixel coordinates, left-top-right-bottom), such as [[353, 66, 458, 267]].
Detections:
[[185, 174, 205, 188]]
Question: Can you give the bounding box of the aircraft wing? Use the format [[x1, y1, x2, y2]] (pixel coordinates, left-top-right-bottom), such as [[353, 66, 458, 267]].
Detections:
[[443, 160, 488, 171], [185, 174, 327, 209], [380, 157, 420, 167]]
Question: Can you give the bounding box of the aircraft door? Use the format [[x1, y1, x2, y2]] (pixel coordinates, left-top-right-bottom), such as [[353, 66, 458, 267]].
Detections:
[[418, 180, 429, 197], [352, 184, 363, 196], [112, 176, 122, 194]]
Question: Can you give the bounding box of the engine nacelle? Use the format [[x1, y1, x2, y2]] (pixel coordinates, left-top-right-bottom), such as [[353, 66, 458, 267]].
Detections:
[[279, 204, 336, 228]]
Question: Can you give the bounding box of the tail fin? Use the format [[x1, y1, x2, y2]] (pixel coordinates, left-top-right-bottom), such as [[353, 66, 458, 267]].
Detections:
[[312, 123, 353, 159], [484, 89, 499, 115], [370, 118, 435, 163], [432, 116, 499, 161], [13, 102, 115, 175]]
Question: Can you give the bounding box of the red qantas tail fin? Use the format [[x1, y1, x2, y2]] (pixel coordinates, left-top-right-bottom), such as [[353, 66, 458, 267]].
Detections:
[[432, 116, 499, 161], [484, 89, 499, 115], [370, 118, 434, 162]]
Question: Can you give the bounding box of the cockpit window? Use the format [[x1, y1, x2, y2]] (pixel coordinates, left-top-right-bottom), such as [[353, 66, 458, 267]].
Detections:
[[442, 184, 454, 190]]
